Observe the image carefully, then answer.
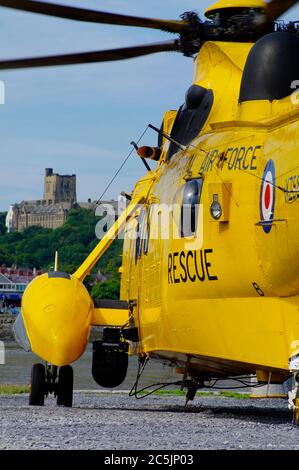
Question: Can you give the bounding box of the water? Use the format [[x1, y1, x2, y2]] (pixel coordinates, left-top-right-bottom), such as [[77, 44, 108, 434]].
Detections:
[[0, 343, 180, 391]]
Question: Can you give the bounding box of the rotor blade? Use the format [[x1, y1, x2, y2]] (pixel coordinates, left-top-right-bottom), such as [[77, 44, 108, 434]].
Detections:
[[0, 40, 180, 70], [265, 0, 299, 23], [0, 0, 188, 33]]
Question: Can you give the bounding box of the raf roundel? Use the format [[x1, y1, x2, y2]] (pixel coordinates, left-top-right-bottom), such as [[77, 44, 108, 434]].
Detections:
[[260, 160, 275, 234]]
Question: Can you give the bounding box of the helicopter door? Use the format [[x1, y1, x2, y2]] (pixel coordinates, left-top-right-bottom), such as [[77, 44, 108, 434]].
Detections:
[[126, 217, 139, 302], [125, 207, 148, 351], [123, 206, 147, 305], [130, 205, 161, 306], [134, 207, 148, 300]]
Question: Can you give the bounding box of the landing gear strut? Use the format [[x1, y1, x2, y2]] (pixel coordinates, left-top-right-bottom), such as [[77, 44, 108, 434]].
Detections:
[[29, 363, 73, 407]]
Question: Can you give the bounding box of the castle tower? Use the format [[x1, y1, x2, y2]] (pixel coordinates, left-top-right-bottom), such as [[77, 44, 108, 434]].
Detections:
[[43, 168, 76, 204]]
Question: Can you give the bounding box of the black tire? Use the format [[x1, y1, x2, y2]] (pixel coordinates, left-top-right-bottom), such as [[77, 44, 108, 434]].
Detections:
[[29, 363, 46, 406], [56, 365, 73, 407]]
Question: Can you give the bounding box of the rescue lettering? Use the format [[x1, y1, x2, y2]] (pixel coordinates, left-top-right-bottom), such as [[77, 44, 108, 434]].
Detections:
[[168, 249, 218, 284]]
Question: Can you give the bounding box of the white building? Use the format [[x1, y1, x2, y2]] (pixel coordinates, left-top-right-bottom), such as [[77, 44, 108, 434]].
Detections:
[[5, 205, 17, 233]]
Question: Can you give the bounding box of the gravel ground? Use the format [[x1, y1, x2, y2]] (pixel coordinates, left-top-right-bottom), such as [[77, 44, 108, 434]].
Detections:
[[0, 392, 299, 450]]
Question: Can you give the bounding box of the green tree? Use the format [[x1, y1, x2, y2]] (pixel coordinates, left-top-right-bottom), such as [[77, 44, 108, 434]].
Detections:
[[0, 213, 6, 235], [91, 278, 120, 300], [0, 208, 123, 298]]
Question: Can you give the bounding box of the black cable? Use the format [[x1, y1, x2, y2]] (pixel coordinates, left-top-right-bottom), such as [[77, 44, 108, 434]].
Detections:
[[129, 356, 150, 398], [131, 379, 264, 399], [129, 357, 268, 399], [206, 377, 268, 390], [236, 166, 290, 194], [95, 125, 149, 205], [129, 356, 183, 399], [131, 381, 182, 400], [207, 384, 266, 390]]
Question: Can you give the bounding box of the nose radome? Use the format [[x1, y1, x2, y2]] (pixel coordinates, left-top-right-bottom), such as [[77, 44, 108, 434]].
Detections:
[[21, 272, 94, 366]]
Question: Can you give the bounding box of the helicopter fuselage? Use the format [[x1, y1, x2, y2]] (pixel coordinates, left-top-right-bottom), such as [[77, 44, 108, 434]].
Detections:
[[120, 33, 299, 380]]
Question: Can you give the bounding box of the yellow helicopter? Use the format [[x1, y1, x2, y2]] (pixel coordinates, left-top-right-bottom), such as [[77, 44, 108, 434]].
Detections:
[[3, 0, 299, 424]]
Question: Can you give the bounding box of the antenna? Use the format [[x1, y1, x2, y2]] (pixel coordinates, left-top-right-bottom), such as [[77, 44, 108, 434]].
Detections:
[[54, 251, 59, 272], [148, 123, 187, 151]]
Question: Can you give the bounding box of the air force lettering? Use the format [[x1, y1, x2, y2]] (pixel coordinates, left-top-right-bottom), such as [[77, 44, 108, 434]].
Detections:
[[260, 160, 275, 234]]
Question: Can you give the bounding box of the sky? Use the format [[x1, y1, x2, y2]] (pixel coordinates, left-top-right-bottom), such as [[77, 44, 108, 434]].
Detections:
[[0, 0, 299, 211]]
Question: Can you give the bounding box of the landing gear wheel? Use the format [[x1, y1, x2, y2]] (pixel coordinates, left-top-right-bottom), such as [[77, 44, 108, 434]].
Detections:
[[29, 363, 46, 406], [56, 365, 73, 407]]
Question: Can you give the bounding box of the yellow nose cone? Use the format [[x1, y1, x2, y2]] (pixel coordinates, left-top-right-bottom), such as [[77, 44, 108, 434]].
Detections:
[[205, 0, 266, 17], [21, 272, 94, 366]]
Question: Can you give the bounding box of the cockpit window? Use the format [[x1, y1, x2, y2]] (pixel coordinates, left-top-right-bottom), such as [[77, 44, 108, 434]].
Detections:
[[167, 85, 213, 160], [142, 208, 150, 255]]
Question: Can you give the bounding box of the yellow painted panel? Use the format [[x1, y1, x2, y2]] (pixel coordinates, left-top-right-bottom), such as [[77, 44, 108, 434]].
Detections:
[[92, 308, 129, 327]]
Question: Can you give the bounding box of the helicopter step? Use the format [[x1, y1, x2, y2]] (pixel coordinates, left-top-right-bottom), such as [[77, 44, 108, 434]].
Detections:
[[29, 363, 73, 407]]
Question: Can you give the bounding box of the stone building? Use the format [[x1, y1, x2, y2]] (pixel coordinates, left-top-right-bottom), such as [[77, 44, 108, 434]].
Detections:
[[5, 168, 125, 233], [9, 201, 71, 232], [44, 168, 76, 204], [6, 168, 76, 232]]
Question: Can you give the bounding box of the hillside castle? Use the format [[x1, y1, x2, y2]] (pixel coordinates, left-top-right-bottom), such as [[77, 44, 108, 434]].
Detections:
[[6, 168, 119, 232]]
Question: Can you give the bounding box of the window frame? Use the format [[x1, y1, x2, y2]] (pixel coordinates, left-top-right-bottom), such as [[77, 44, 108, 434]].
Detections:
[[180, 178, 203, 238]]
